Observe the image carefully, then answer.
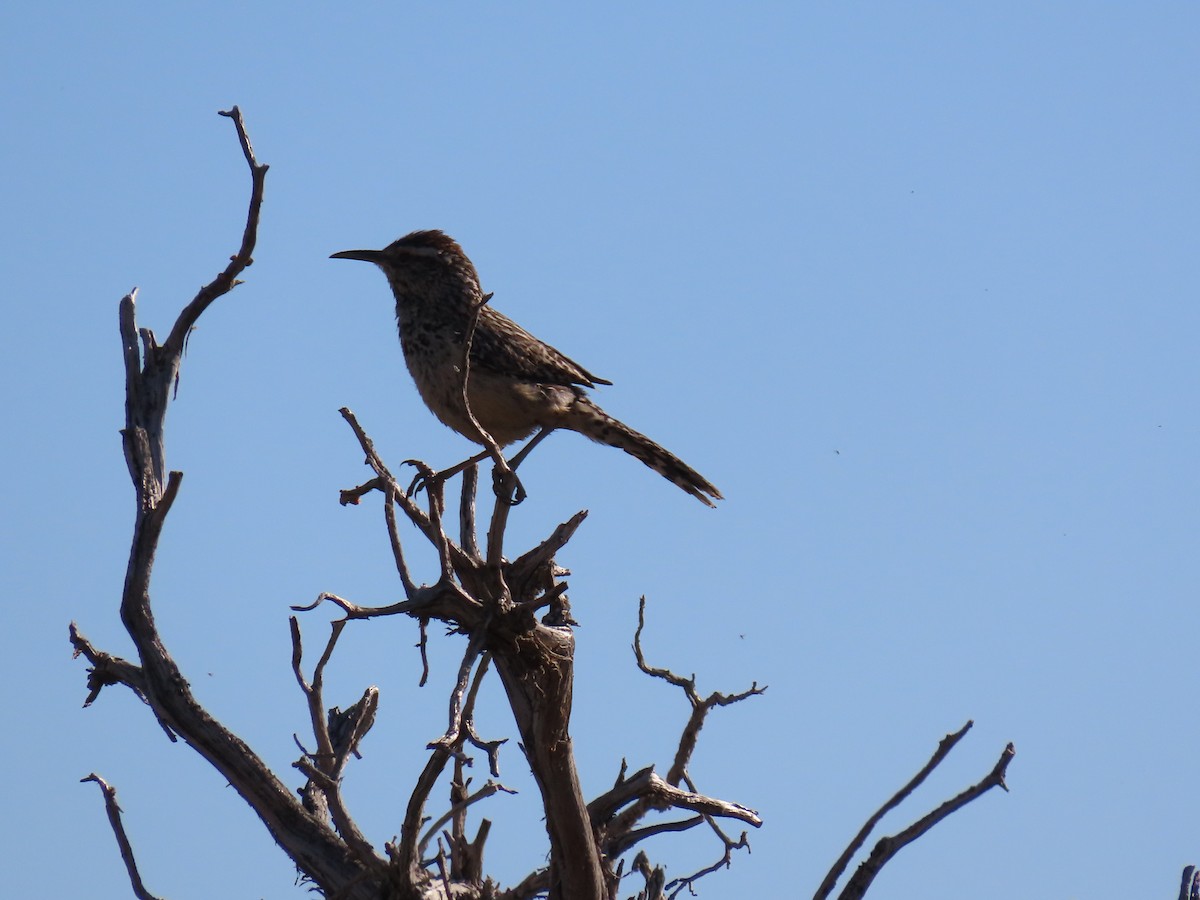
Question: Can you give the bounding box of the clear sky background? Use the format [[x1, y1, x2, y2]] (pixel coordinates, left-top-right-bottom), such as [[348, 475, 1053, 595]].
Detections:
[[3, 4, 1197, 898]]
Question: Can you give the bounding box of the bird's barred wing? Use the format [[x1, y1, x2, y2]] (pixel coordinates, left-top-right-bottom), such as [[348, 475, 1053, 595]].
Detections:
[[471, 307, 612, 388]]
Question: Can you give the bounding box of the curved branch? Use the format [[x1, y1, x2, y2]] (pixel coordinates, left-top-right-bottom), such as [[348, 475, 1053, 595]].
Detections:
[[163, 106, 267, 355], [80, 108, 377, 900]]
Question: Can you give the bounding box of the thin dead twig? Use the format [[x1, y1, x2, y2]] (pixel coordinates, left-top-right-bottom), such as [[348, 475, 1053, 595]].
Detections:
[[815, 720, 973, 900], [289, 618, 384, 873], [831, 738, 1016, 900], [419, 780, 518, 860], [82, 774, 165, 900]]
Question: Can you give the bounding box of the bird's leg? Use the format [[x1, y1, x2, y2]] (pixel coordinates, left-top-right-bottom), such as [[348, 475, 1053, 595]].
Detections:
[[491, 427, 556, 506], [407, 429, 556, 506], [508, 427, 555, 471]]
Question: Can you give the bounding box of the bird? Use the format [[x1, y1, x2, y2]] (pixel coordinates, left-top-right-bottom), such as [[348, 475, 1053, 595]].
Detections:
[[331, 230, 721, 507]]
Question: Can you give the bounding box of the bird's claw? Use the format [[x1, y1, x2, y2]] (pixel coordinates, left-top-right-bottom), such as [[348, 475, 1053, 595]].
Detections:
[[492, 466, 527, 506], [403, 459, 439, 497]]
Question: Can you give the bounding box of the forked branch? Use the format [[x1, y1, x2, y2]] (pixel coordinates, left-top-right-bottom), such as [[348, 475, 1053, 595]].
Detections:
[[817, 725, 1016, 900], [78, 108, 378, 900]]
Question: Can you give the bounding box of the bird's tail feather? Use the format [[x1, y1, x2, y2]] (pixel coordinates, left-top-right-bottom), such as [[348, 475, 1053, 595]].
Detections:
[[568, 398, 722, 507]]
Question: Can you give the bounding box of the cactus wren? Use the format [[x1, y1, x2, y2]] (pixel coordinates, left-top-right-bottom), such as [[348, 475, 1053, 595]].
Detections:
[[331, 230, 721, 506]]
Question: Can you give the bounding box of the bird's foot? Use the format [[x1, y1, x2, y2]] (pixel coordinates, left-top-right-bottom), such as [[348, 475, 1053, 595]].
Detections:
[[403, 459, 446, 500], [492, 465, 527, 506]]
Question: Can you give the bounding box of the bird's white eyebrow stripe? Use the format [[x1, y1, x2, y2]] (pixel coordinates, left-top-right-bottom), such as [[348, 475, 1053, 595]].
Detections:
[[396, 245, 442, 259]]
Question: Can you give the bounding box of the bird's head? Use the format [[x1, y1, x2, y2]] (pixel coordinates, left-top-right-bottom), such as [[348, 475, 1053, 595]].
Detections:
[[331, 230, 480, 299]]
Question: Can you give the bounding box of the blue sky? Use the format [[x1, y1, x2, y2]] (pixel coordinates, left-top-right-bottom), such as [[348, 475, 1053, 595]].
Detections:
[[3, 3, 1197, 898]]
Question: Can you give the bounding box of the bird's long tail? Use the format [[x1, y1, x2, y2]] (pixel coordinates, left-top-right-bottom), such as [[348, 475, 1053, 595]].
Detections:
[[567, 398, 722, 507]]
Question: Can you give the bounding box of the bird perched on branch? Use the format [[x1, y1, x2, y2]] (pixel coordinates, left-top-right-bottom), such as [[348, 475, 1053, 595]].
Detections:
[[331, 230, 721, 507]]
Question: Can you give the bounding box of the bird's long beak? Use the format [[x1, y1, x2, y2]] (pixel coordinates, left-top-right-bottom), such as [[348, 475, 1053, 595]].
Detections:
[[330, 249, 388, 263]]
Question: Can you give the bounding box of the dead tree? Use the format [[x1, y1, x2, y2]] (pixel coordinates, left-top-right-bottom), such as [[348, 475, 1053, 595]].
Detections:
[[72, 108, 1014, 900]]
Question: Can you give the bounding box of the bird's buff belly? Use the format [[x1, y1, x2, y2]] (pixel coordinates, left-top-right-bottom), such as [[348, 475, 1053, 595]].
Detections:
[[410, 363, 576, 447]]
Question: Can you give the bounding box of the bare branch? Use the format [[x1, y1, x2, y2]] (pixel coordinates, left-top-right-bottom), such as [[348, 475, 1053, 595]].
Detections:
[[290, 618, 340, 761], [85, 106, 778, 900], [659, 771, 755, 898], [595, 768, 760, 829], [291, 585, 482, 623], [460, 654, 507, 776], [338, 407, 478, 580], [417, 618, 431, 687], [339, 476, 385, 507], [82, 774, 165, 900], [816, 720, 974, 900], [338, 409, 427, 519], [834, 741, 1016, 900], [1180, 866, 1199, 900], [328, 688, 380, 769], [77, 108, 382, 900], [509, 509, 588, 596], [384, 482, 419, 598], [666, 828, 751, 899], [459, 463, 481, 561], [457, 291, 510, 485], [69, 623, 150, 708], [633, 598, 765, 716], [617, 814, 704, 849], [605, 597, 765, 845], [435, 839, 455, 898], [419, 780, 518, 860], [289, 619, 384, 872], [462, 817, 492, 884], [632, 851, 666, 900], [498, 869, 549, 900], [164, 106, 268, 357], [432, 633, 488, 749]]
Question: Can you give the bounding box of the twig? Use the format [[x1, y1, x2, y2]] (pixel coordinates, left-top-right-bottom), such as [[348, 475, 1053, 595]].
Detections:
[[617, 814, 704, 848], [666, 829, 751, 899], [663, 770, 752, 897], [419, 780, 518, 860], [290, 618, 342, 762], [417, 618, 431, 687], [339, 409, 447, 552], [460, 654, 507, 776], [163, 106, 268, 359], [435, 839, 455, 899], [289, 619, 384, 873], [291, 586, 481, 622], [81, 774, 165, 900], [508, 509, 588, 595], [69, 623, 150, 708], [608, 597, 764, 841], [432, 632, 488, 748], [834, 741, 1016, 900], [339, 476, 385, 506], [457, 291, 509, 483], [497, 868, 549, 900], [632, 851, 666, 900], [459, 463, 481, 561], [383, 481, 418, 597], [815, 720, 973, 900]]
